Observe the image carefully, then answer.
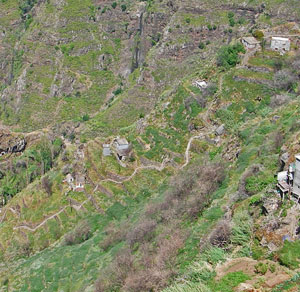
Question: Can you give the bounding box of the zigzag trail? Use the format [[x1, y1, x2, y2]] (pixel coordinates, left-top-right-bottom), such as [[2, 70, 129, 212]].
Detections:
[[11, 130, 213, 232]]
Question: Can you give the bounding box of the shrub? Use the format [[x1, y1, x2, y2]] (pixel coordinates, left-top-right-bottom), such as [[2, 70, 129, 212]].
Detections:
[[199, 42, 205, 49], [82, 114, 90, 121], [217, 43, 245, 69], [252, 30, 264, 40], [64, 220, 91, 245], [113, 87, 122, 95], [255, 262, 268, 275], [111, 2, 117, 9], [229, 17, 235, 27], [121, 4, 127, 11], [209, 221, 231, 247], [228, 12, 234, 18], [228, 12, 235, 27]]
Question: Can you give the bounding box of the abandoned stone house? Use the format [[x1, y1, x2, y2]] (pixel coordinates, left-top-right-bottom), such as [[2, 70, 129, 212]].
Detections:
[[74, 174, 85, 192], [271, 37, 290, 54], [113, 137, 131, 160], [241, 36, 261, 50], [65, 173, 74, 184], [277, 154, 300, 200], [63, 173, 85, 192]]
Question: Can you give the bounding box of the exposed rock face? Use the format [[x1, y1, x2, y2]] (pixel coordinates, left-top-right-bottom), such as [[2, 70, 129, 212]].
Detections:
[[0, 129, 26, 155]]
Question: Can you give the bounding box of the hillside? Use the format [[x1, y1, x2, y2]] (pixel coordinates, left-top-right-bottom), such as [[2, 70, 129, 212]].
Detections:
[[1, 0, 300, 291]]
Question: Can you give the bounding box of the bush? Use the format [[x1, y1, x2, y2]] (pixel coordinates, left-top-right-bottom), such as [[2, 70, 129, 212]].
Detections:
[[113, 87, 122, 95], [228, 12, 235, 27], [252, 30, 264, 40], [217, 43, 245, 69], [228, 12, 234, 18], [64, 220, 91, 245], [111, 2, 117, 9], [229, 18, 235, 27], [82, 114, 90, 121], [209, 221, 231, 247], [198, 42, 205, 49], [121, 4, 127, 11], [255, 262, 268, 275]]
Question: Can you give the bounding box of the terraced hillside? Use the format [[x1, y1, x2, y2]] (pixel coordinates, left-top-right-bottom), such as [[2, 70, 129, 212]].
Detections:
[[1, 0, 300, 291]]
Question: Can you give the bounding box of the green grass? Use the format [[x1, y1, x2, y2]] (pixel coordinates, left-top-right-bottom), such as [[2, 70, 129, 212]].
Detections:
[[277, 241, 300, 269], [210, 271, 251, 292]]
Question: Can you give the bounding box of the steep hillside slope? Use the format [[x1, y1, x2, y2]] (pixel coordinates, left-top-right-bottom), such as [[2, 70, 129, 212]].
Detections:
[[1, 0, 300, 291]]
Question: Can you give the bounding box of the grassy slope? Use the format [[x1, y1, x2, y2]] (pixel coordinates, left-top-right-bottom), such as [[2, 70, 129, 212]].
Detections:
[[1, 0, 300, 291]]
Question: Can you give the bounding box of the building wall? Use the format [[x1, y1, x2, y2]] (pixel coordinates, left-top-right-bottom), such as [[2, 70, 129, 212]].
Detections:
[[242, 40, 256, 49], [271, 39, 291, 51], [293, 157, 300, 196]]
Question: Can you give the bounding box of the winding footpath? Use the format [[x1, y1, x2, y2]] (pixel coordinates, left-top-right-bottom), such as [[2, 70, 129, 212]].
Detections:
[[12, 199, 90, 232], [11, 130, 213, 232]]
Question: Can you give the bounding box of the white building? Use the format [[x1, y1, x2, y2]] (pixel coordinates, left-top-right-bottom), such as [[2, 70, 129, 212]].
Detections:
[[193, 80, 208, 89], [271, 37, 290, 53], [276, 154, 300, 200], [241, 37, 260, 50]]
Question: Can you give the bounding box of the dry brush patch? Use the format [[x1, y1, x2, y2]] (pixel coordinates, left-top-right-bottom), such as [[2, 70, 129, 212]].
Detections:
[[95, 160, 226, 291], [64, 219, 91, 246]]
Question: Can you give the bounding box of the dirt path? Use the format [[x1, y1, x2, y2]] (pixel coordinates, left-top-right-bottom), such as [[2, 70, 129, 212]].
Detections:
[[99, 158, 168, 184], [181, 132, 211, 169], [99, 130, 213, 185], [13, 198, 90, 232]]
